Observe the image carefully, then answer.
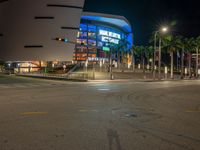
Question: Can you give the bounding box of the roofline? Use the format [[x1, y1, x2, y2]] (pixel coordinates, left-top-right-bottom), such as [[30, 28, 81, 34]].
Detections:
[[82, 11, 132, 31]]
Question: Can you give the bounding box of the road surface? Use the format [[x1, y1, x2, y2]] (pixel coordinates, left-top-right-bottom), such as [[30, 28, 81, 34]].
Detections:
[[0, 75, 200, 150]]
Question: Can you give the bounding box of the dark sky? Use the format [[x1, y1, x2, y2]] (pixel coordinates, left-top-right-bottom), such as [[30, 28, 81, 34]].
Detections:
[[84, 0, 200, 45]]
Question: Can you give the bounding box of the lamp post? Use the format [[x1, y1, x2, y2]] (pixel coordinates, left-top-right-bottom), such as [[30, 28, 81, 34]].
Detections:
[[158, 37, 162, 80], [104, 38, 114, 80], [8, 63, 11, 74], [109, 46, 113, 80], [153, 31, 158, 80], [18, 63, 20, 73], [153, 26, 168, 80]]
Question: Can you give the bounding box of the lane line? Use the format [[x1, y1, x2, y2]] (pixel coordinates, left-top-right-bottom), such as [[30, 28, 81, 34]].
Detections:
[[20, 112, 48, 116]]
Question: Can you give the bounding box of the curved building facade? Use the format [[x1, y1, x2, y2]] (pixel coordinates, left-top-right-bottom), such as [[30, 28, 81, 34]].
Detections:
[[0, 0, 85, 61], [74, 12, 133, 62]]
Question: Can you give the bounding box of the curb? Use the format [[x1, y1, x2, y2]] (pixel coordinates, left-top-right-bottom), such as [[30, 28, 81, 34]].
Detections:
[[16, 74, 88, 82]]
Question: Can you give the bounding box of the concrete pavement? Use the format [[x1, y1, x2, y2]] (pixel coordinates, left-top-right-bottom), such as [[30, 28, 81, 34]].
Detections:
[[0, 75, 200, 150]]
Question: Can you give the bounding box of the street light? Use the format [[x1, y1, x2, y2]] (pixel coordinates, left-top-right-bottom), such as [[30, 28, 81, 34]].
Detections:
[[17, 63, 20, 73], [153, 26, 169, 80], [161, 27, 168, 33]]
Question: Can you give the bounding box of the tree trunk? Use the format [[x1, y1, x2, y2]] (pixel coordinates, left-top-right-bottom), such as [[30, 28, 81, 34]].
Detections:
[[181, 48, 184, 79], [142, 55, 146, 78], [188, 53, 191, 78], [109, 48, 113, 80], [132, 50, 135, 72], [170, 51, 174, 79], [117, 50, 120, 69], [121, 51, 124, 72], [143, 56, 145, 71], [196, 48, 199, 78]]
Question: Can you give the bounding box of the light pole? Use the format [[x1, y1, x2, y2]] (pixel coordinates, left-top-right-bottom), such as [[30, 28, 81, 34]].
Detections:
[[153, 31, 158, 80], [8, 63, 11, 74], [109, 46, 113, 80], [18, 63, 20, 73], [153, 26, 168, 80], [158, 37, 162, 80]]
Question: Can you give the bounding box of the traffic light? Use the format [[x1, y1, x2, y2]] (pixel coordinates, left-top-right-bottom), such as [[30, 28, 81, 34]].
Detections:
[[54, 37, 68, 43]]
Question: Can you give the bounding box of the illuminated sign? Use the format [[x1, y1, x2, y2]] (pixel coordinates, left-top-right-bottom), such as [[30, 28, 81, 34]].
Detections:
[[103, 46, 110, 52], [88, 57, 109, 62], [102, 36, 119, 44], [99, 30, 121, 39], [99, 29, 121, 44]]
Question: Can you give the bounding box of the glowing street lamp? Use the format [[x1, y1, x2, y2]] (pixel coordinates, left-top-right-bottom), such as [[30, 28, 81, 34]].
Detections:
[[17, 63, 20, 73], [161, 27, 168, 33], [158, 26, 169, 80], [153, 26, 169, 80]]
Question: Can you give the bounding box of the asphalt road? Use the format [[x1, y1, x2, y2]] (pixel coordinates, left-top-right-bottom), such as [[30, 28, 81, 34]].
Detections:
[[0, 75, 200, 150]]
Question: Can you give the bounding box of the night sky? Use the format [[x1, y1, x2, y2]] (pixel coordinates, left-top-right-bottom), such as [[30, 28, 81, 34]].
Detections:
[[84, 0, 200, 45]]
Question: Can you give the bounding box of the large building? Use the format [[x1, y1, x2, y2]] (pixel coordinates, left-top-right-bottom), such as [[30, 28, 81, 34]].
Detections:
[[74, 12, 133, 63], [0, 0, 133, 71], [0, 0, 85, 61]]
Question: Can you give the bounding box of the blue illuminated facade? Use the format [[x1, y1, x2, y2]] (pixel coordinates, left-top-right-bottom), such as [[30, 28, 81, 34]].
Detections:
[[74, 13, 133, 62]]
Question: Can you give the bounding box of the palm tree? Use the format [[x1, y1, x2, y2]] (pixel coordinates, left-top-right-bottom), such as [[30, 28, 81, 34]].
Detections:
[[134, 46, 146, 75], [162, 35, 181, 79], [0, 61, 5, 72], [145, 46, 154, 71], [194, 36, 200, 78], [178, 36, 188, 79], [116, 38, 131, 71], [185, 38, 196, 78], [131, 45, 138, 72]]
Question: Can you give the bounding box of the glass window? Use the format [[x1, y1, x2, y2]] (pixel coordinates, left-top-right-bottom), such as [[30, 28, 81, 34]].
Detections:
[[88, 39, 96, 46], [80, 24, 87, 31], [88, 25, 96, 32], [98, 42, 103, 47], [88, 47, 97, 53], [77, 31, 87, 38], [88, 32, 96, 39], [75, 46, 87, 53], [77, 39, 87, 46]]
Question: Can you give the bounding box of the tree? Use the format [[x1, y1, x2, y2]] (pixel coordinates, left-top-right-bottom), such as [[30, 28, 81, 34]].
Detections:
[[131, 45, 139, 72], [185, 38, 196, 78], [115, 38, 131, 71], [194, 36, 200, 78], [0, 61, 5, 72], [178, 36, 188, 79], [145, 46, 154, 71], [162, 35, 181, 79], [134, 46, 146, 76]]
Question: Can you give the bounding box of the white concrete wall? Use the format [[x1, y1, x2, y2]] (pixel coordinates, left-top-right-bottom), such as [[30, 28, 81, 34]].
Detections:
[[0, 0, 85, 61]]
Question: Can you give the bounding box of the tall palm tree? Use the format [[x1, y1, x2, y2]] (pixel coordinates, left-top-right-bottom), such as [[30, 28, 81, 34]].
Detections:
[[162, 35, 181, 79], [116, 38, 131, 71], [131, 45, 138, 72], [178, 36, 188, 79], [145, 46, 154, 71], [185, 38, 196, 78], [134, 46, 146, 75], [194, 36, 200, 78]]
